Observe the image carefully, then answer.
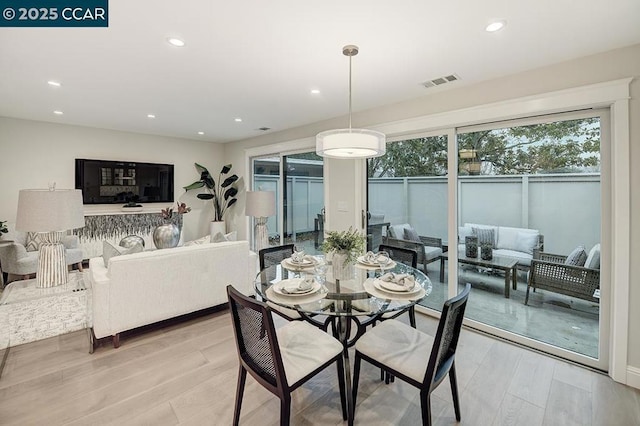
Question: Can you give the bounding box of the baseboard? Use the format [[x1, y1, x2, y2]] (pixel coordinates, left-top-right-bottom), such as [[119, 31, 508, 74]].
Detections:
[[627, 366, 640, 389]]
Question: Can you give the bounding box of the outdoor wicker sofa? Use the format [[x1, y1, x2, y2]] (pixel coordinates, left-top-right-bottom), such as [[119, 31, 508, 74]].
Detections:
[[525, 251, 600, 304]]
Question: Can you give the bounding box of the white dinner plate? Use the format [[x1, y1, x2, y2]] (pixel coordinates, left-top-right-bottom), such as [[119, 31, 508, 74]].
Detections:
[[373, 278, 422, 295], [364, 279, 426, 301], [356, 256, 397, 268], [273, 279, 321, 296], [281, 259, 315, 271]]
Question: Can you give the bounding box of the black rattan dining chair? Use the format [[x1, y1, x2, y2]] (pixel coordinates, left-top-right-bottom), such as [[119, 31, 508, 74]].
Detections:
[[227, 285, 347, 426], [258, 244, 303, 322], [377, 244, 419, 327], [259, 244, 294, 269], [352, 283, 471, 426]]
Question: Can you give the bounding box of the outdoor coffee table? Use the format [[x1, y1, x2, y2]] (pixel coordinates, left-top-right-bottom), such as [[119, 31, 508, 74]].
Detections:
[[439, 252, 518, 298]]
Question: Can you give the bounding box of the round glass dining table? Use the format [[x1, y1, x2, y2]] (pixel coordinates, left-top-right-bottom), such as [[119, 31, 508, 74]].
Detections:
[[254, 256, 432, 425]]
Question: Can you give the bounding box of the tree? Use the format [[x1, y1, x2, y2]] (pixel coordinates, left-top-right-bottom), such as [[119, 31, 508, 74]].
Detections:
[[369, 118, 600, 177]]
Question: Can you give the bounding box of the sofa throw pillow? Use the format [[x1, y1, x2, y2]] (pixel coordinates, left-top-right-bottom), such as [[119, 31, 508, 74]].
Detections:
[[403, 227, 421, 242], [183, 235, 211, 246], [565, 245, 587, 266], [585, 243, 601, 269], [210, 231, 237, 243], [472, 227, 495, 248], [25, 232, 43, 252], [102, 240, 143, 267]]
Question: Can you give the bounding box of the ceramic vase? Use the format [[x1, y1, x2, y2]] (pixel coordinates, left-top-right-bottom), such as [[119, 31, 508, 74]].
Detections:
[[153, 223, 180, 249], [332, 251, 354, 281]]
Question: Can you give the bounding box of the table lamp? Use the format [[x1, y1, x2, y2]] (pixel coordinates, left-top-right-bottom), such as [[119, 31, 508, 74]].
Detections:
[[245, 191, 275, 252], [15, 187, 85, 288]]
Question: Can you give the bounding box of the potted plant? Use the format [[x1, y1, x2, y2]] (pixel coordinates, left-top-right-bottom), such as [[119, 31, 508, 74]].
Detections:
[[321, 227, 366, 280], [184, 163, 239, 235]]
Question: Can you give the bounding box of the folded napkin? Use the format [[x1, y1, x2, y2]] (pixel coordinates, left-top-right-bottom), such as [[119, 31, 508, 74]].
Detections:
[[363, 251, 390, 264], [379, 272, 416, 289], [291, 250, 306, 263], [282, 277, 315, 293], [290, 254, 317, 265]]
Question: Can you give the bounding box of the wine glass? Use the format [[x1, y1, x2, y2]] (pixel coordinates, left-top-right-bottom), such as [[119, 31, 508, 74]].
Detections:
[[292, 244, 305, 263], [377, 250, 391, 275], [314, 262, 328, 287]]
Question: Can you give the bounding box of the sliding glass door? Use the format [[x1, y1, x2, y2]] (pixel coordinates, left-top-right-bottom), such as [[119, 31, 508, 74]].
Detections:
[[366, 110, 608, 369], [251, 151, 324, 254], [367, 133, 449, 312]]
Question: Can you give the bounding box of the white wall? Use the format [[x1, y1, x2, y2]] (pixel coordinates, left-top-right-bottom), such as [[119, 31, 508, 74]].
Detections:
[[224, 44, 640, 377], [0, 117, 225, 242]]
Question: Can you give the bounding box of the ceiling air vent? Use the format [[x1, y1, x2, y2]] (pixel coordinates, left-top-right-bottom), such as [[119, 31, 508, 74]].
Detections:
[[257, 127, 271, 131], [422, 74, 460, 89]]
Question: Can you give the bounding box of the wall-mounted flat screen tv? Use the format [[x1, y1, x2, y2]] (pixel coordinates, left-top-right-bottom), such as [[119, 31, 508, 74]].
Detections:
[[75, 159, 174, 205]]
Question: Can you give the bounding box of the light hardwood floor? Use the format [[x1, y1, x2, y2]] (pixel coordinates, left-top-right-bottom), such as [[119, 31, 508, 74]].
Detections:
[[0, 310, 639, 425]]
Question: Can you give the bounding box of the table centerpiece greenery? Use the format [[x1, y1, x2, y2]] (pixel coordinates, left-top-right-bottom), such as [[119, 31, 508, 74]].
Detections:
[[321, 227, 366, 263]]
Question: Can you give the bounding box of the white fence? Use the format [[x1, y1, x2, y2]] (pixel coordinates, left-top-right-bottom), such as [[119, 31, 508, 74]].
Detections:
[[256, 173, 601, 255]]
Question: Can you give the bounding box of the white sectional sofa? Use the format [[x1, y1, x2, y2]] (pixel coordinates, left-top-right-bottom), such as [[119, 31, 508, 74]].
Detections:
[[459, 223, 543, 270], [88, 240, 259, 348]]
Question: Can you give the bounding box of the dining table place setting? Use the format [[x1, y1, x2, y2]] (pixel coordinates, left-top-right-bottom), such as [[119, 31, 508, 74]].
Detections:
[[363, 271, 427, 301], [265, 275, 328, 304], [356, 250, 397, 270], [280, 249, 319, 271]]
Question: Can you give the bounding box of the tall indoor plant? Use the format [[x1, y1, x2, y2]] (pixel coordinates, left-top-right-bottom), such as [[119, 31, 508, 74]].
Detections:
[[184, 163, 239, 234]]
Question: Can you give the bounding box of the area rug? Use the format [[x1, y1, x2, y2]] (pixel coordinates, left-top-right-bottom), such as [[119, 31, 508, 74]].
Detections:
[[0, 276, 89, 347]]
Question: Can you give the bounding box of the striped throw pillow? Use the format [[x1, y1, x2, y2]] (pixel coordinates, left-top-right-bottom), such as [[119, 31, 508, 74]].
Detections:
[[472, 227, 495, 248]]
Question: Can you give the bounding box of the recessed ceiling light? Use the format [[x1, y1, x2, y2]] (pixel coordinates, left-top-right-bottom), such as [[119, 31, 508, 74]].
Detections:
[[167, 37, 185, 47], [147, 114, 156, 119], [53, 110, 63, 115], [197, 131, 204, 135], [310, 89, 320, 94], [485, 20, 506, 32], [234, 118, 242, 122], [47, 80, 62, 87]]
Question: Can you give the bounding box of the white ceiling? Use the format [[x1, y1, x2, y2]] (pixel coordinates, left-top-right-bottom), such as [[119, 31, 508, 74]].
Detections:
[[1, 0, 639, 144]]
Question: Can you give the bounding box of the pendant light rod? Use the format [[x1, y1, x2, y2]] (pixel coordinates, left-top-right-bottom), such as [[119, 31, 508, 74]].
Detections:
[[343, 45, 359, 131]]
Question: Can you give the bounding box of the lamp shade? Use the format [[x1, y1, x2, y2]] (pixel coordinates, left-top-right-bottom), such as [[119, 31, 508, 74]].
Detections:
[[16, 189, 85, 232], [245, 191, 276, 218], [316, 128, 386, 159]]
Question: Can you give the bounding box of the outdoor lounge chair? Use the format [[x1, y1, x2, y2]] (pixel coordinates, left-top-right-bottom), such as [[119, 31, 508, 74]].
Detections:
[[525, 251, 600, 304], [382, 223, 443, 274]]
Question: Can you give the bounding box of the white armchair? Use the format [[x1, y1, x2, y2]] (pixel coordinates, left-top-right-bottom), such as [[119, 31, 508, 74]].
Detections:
[[0, 228, 83, 282]]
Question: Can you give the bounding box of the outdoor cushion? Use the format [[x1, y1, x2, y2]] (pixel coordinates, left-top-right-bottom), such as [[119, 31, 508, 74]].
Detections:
[[565, 245, 587, 266], [493, 249, 534, 266], [403, 226, 421, 242], [424, 245, 443, 262], [514, 231, 539, 255], [458, 226, 473, 243], [497, 226, 538, 251], [465, 223, 498, 246], [585, 243, 601, 269], [388, 223, 411, 239]]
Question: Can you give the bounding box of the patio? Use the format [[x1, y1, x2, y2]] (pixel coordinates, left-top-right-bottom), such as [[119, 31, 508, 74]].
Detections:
[[421, 262, 600, 359]]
